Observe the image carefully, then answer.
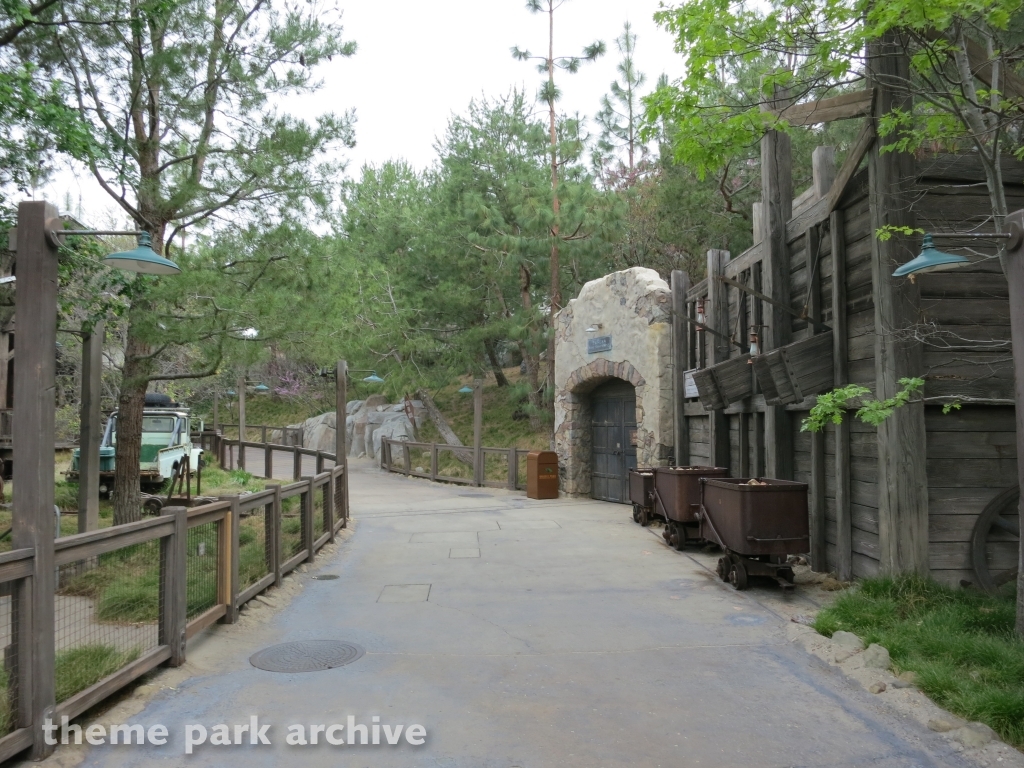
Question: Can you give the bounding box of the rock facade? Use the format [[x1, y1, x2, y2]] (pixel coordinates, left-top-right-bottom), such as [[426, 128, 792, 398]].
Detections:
[[554, 267, 674, 496]]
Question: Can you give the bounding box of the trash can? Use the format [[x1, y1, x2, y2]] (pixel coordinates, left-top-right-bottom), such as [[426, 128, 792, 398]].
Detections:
[[526, 450, 559, 499]]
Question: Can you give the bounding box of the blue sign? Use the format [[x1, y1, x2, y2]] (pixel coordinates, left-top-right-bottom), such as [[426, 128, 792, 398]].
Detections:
[[587, 335, 612, 354]]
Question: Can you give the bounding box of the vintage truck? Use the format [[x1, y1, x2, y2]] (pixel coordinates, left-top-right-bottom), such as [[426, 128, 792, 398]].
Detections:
[[68, 393, 204, 496]]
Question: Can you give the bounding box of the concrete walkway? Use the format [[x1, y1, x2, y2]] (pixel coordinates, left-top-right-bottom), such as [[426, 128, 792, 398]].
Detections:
[[70, 459, 981, 767]]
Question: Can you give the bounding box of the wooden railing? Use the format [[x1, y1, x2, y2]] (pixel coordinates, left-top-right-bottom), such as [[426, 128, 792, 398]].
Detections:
[[0, 434, 347, 764], [219, 423, 304, 447], [380, 437, 531, 491]]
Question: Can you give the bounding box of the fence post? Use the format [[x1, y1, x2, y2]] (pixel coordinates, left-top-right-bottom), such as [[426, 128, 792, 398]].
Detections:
[[160, 506, 188, 666], [326, 471, 336, 543], [271, 484, 283, 587], [292, 447, 302, 481], [237, 378, 246, 471], [431, 443, 438, 480], [402, 443, 411, 476], [507, 447, 517, 490], [303, 477, 315, 563], [261, 425, 267, 444], [473, 380, 483, 487], [264, 443, 273, 480], [218, 496, 240, 624], [316, 451, 325, 475]]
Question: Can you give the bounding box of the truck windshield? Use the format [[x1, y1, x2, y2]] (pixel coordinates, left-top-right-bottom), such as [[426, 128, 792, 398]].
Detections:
[[105, 415, 180, 444]]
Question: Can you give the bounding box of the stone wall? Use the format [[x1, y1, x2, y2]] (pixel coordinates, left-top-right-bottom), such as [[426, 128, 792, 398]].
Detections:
[[554, 267, 674, 496]]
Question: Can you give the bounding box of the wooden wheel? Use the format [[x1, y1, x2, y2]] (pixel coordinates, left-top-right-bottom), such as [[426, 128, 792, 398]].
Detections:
[[971, 486, 1020, 594]]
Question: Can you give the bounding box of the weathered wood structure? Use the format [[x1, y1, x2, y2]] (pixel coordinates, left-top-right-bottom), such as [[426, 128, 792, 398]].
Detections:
[[678, 46, 1019, 585]]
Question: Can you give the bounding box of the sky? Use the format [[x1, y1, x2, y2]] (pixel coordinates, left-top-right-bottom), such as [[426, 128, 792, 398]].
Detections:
[[44, 0, 686, 225]]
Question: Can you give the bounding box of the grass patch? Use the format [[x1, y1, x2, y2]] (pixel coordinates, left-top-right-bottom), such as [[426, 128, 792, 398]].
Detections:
[[55, 644, 141, 703], [814, 576, 1024, 747]]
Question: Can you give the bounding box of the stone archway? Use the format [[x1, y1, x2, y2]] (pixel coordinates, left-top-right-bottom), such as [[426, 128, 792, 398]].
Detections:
[[554, 360, 647, 497]]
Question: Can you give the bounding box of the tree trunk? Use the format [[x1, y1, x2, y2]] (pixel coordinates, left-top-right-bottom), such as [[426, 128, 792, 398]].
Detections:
[[483, 340, 509, 387], [112, 319, 153, 526], [415, 389, 473, 465], [517, 342, 544, 432]]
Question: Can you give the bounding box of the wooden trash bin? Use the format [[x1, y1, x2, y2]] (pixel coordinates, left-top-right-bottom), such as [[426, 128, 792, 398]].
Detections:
[[527, 450, 559, 499]]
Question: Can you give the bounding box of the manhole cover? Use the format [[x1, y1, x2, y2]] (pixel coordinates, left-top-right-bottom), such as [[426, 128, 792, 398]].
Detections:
[[311, 574, 339, 580], [249, 640, 364, 673], [458, 493, 493, 498]]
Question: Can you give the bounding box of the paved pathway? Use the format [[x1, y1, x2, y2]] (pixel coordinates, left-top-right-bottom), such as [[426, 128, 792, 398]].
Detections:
[[72, 459, 979, 767]]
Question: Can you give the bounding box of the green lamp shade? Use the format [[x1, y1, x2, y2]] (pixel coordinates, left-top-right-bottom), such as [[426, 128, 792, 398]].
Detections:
[[458, 385, 473, 394], [253, 383, 270, 393], [363, 372, 384, 383], [103, 232, 181, 275], [893, 234, 970, 277]]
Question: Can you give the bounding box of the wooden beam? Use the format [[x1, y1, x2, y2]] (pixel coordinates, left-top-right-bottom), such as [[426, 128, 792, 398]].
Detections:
[[869, 34, 930, 577], [473, 380, 483, 487], [831, 209, 853, 580], [336, 360, 348, 528], [773, 89, 875, 126], [78, 321, 104, 533], [671, 270, 691, 466], [762, 84, 794, 480], [707, 250, 732, 471], [805, 224, 826, 569], [13, 200, 59, 759], [237, 377, 246, 471], [716, 275, 831, 332], [827, 120, 876, 213]]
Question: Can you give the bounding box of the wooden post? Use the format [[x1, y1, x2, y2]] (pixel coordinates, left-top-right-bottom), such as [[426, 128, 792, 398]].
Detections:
[[212, 391, 219, 432], [1002, 210, 1024, 633], [325, 472, 335, 543], [707, 250, 731, 470], [78, 320, 104, 533], [271, 483, 283, 587], [337, 361, 349, 524], [868, 33, 929, 576], [739, 412, 750, 476], [13, 201, 58, 758], [812, 145, 837, 200], [160, 506, 188, 666], [671, 270, 691, 466], [303, 477, 315, 562], [237, 377, 246, 471], [831, 210, 853, 580], [761, 83, 794, 480], [431, 443, 438, 481], [264, 443, 273, 480], [316, 451, 325, 475], [473, 379, 483, 486], [402, 444, 411, 476], [293, 446, 301, 481], [805, 225, 827, 569], [221, 496, 240, 623], [507, 447, 517, 489]]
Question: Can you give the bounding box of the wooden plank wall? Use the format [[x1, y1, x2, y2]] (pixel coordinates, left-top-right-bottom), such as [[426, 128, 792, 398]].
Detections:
[[911, 157, 1020, 584]]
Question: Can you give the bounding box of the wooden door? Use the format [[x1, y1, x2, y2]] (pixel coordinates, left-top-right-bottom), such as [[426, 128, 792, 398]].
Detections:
[[590, 379, 637, 503]]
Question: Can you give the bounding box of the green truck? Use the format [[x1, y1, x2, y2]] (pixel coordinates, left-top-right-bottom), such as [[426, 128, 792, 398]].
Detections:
[[68, 393, 204, 496]]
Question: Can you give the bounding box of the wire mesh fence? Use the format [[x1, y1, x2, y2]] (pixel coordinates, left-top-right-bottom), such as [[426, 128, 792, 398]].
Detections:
[[55, 541, 162, 703], [185, 523, 219, 622], [313, 485, 326, 538], [280, 491, 304, 561], [238, 504, 271, 589], [0, 580, 18, 736]]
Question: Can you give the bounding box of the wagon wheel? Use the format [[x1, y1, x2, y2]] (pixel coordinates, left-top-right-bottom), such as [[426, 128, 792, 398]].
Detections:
[[632, 505, 640, 524], [673, 525, 687, 551], [729, 561, 748, 590], [971, 486, 1020, 595], [716, 557, 730, 581], [639, 506, 650, 527]]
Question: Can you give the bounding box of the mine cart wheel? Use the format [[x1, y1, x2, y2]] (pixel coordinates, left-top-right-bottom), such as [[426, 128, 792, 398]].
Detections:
[[673, 525, 687, 551], [632, 505, 641, 524], [663, 523, 673, 544], [970, 486, 1020, 595], [729, 561, 749, 590], [779, 567, 795, 584], [716, 557, 731, 581], [639, 506, 650, 527]]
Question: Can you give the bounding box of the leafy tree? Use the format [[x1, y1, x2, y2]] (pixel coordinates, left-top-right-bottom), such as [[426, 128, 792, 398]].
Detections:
[[512, 0, 605, 396], [50, 0, 356, 524]]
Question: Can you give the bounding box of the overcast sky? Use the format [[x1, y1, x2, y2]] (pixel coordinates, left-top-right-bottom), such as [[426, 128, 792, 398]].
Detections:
[[45, 0, 685, 225]]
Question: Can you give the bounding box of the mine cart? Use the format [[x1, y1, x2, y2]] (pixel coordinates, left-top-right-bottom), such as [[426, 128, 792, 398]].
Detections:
[[629, 469, 656, 526], [698, 477, 809, 590], [654, 466, 729, 549]]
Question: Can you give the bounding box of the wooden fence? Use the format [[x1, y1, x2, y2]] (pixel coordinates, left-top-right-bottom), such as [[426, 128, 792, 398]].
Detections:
[[0, 433, 347, 763], [380, 437, 533, 491]]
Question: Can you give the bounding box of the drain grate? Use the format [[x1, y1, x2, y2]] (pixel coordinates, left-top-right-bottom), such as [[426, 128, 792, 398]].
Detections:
[[250, 640, 364, 673], [311, 574, 340, 580]]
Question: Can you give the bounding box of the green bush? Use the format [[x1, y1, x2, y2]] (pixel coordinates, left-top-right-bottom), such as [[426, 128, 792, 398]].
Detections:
[[815, 576, 1024, 747]]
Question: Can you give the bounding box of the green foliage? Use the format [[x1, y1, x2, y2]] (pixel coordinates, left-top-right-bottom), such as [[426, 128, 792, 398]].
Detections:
[[803, 378, 925, 432], [815, 576, 1024, 747], [55, 645, 141, 704]]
